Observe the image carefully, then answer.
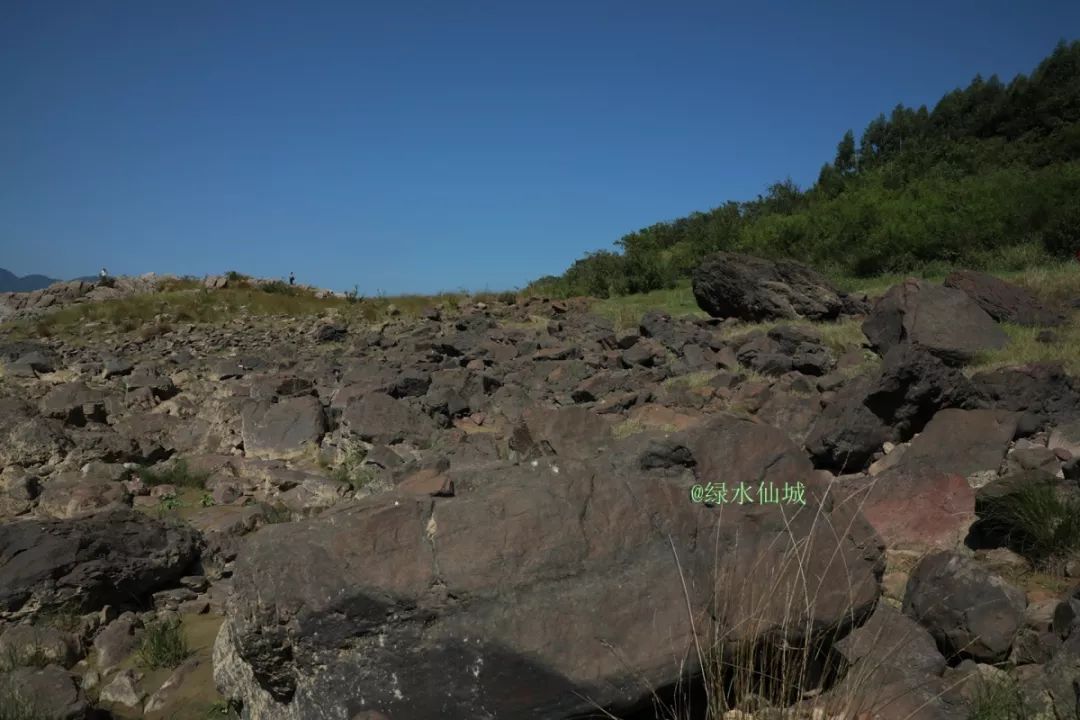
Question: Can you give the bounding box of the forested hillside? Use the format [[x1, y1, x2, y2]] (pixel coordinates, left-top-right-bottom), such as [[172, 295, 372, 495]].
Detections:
[[528, 41, 1080, 298]]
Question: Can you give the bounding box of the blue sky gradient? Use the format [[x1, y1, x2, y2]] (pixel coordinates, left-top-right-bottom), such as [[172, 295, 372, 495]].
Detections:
[[3, 1, 1079, 293]]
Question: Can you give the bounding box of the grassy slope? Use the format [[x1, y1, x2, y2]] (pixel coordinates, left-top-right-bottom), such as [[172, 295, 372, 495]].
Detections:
[[591, 262, 1080, 373], [3, 264, 1077, 371]]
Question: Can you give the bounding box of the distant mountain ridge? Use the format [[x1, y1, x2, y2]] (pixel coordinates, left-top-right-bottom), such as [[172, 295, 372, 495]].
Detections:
[[0, 267, 100, 292], [0, 267, 63, 292]]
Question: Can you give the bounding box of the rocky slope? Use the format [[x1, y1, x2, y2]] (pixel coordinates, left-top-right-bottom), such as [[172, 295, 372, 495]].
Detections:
[[1, 257, 1079, 719]]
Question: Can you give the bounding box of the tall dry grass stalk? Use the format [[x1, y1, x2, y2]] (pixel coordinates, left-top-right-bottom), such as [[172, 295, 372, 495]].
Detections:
[[585, 472, 973, 720]]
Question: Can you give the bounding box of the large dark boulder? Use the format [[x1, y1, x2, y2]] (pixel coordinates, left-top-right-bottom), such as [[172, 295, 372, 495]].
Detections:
[[805, 346, 984, 471], [837, 467, 976, 555], [944, 270, 1065, 327], [0, 664, 90, 719], [241, 396, 327, 460], [895, 408, 1018, 477], [340, 392, 438, 446], [903, 551, 1026, 663], [38, 382, 109, 426], [0, 509, 201, 619], [691, 251, 855, 321], [828, 603, 964, 719], [971, 362, 1080, 429], [862, 279, 1007, 365], [214, 415, 882, 720]]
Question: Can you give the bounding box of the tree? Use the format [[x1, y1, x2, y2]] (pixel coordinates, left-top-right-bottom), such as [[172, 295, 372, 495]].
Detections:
[[834, 130, 857, 175]]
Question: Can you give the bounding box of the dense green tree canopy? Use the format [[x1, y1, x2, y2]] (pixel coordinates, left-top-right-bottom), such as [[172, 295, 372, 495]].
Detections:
[[528, 41, 1080, 299]]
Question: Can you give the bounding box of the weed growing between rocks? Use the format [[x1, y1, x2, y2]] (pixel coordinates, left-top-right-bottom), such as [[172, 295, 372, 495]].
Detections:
[[158, 493, 183, 514], [969, 312, 1080, 375], [328, 441, 379, 493], [966, 674, 1029, 720], [137, 459, 209, 489], [37, 610, 83, 635], [588, 478, 954, 720], [137, 618, 191, 670], [0, 679, 55, 720], [977, 477, 1080, 572], [0, 637, 52, 672], [203, 699, 243, 719]]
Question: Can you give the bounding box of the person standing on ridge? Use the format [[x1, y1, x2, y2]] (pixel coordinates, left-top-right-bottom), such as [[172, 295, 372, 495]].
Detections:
[[99, 267, 108, 283], [289, 271, 295, 286]]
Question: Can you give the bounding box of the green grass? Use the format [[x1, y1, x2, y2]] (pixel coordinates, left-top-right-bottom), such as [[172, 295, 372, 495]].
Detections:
[[715, 316, 868, 358], [966, 673, 1030, 720], [0, 638, 52, 672], [997, 261, 1080, 306], [203, 700, 242, 719], [327, 442, 378, 493], [590, 282, 706, 330], [136, 459, 209, 489], [0, 680, 59, 720], [136, 618, 191, 670], [971, 312, 1080, 375], [978, 477, 1080, 572], [830, 259, 1080, 303]]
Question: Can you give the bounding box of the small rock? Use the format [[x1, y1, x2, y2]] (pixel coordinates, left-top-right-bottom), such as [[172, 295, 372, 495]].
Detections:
[[966, 470, 998, 489], [313, 322, 347, 343], [397, 468, 454, 497], [1006, 447, 1062, 476], [102, 358, 134, 378], [152, 588, 197, 611], [179, 575, 209, 592], [99, 668, 145, 709], [143, 657, 200, 713], [93, 613, 140, 671], [1049, 420, 1080, 458]]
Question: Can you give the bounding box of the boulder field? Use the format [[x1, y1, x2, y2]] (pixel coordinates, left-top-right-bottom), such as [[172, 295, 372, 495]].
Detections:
[[1, 261, 1079, 719]]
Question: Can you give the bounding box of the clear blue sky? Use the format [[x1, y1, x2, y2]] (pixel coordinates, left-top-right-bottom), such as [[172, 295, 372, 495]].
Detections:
[[2, 1, 1078, 294]]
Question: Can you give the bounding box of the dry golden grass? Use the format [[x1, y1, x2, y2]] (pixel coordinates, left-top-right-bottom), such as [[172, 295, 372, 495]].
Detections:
[[715, 317, 867, 358], [588, 473, 959, 720], [1, 287, 346, 340], [970, 311, 1080, 375], [997, 262, 1080, 306]]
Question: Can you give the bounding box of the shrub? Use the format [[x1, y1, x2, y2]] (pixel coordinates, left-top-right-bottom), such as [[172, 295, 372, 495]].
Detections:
[[260, 280, 301, 295], [330, 442, 378, 493], [137, 618, 190, 670], [1041, 205, 1080, 258]]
